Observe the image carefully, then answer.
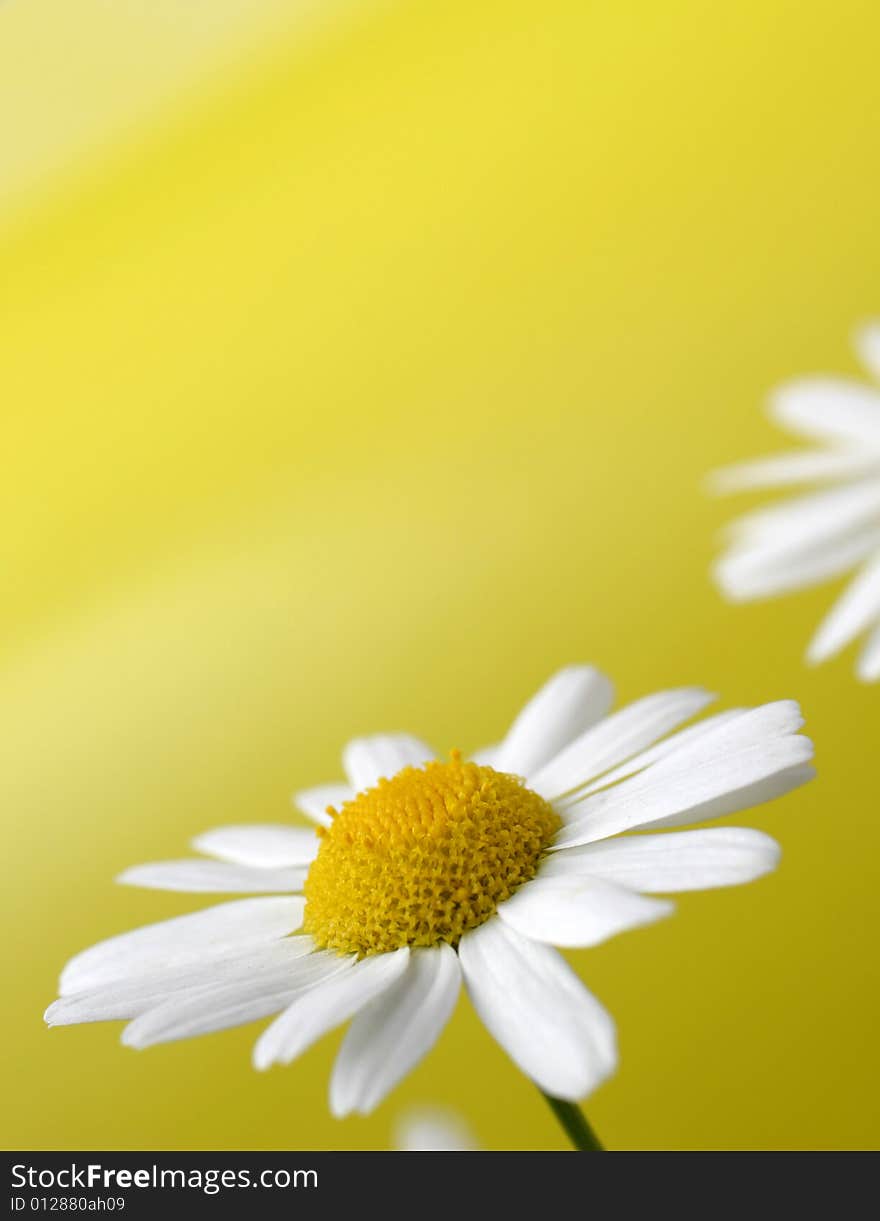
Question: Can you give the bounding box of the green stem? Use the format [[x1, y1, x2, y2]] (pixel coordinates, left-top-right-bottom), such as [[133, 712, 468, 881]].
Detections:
[[542, 1093, 605, 1151]]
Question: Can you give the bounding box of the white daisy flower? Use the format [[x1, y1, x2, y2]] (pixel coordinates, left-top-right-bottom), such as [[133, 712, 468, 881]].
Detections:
[[711, 322, 880, 680], [46, 666, 813, 1126]]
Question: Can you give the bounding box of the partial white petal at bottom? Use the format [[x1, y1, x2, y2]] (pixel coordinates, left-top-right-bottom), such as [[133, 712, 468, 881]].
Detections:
[[393, 1108, 478, 1151]]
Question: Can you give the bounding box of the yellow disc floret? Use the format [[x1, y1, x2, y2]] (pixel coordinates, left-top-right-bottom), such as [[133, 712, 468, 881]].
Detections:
[[303, 751, 561, 956]]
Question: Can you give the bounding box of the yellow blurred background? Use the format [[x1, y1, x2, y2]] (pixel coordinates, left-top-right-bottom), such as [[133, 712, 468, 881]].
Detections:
[[2, 0, 878, 1150]]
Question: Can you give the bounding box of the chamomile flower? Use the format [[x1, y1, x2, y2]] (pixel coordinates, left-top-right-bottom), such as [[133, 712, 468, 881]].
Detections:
[[712, 322, 880, 679], [46, 666, 813, 1116]]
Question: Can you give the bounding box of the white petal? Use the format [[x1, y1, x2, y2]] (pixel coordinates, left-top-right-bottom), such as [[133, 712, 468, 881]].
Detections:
[[542, 828, 780, 892], [393, 1108, 478, 1151], [470, 743, 501, 767], [855, 321, 880, 384], [808, 554, 880, 663], [342, 736, 434, 792], [724, 480, 880, 551], [253, 948, 410, 1070], [293, 783, 353, 828], [715, 478, 880, 603], [330, 944, 460, 1117], [554, 702, 813, 848], [59, 897, 305, 996], [530, 688, 715, 802], [654, 762, 815, 830], [122, 950, 352, 1048], [631, 700, 804, 776], [192, 825, 319, 868], [117, 861, 307, 893], [857, 621, 880, 682], [493, 666, 614, 777], [715, 524, 880, 600], [709, 448, 880, 492], [575, 709, 744, 796], [47, 937, 314, 1025], [459, 919, 616, 1101], [497, 875, 672, 947], [555, 740, 813, 848], [770, 377, 880, 445]]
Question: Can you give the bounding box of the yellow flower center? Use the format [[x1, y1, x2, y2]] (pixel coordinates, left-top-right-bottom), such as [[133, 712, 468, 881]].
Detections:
[[302, 751, 561, 956]]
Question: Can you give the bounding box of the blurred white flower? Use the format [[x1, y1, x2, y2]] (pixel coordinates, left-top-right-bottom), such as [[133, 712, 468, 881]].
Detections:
[[712, 323, 880, 679], [393, 1108, 479, 1151], [46, 666, 812, 1114]]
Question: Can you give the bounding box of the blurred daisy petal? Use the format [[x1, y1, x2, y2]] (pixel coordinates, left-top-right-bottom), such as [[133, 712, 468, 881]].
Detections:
[[393, 1108, 479, 1152], [709, 448, 880, 492], [770, 378, 880, 446], [715, 523, 880, 601], [807, 554, 880, 664], [725, 480, 880, 554], [712, 327, 880, 677]]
